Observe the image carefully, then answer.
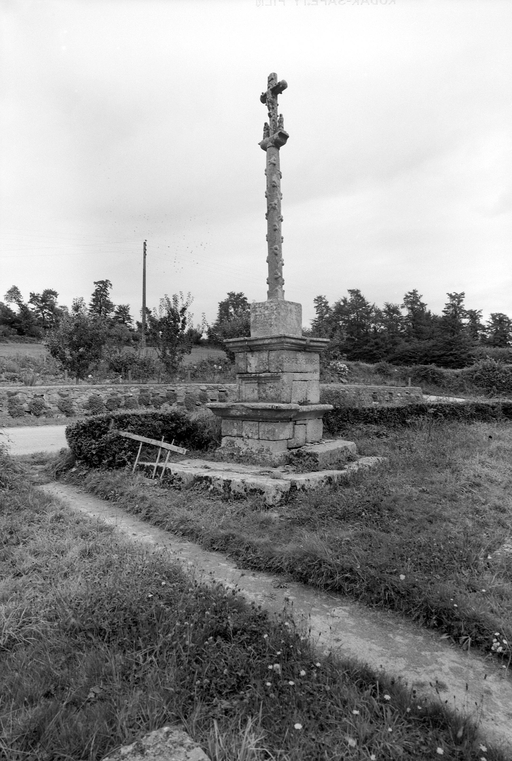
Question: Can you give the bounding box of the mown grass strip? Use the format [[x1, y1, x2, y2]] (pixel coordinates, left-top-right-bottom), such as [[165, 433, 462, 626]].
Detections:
[[61, 419, 512, 667], [0, 448, 508, 760]]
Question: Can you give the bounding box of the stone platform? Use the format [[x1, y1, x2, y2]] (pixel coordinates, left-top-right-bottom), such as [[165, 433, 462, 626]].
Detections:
[[161, 450, 386, 506]]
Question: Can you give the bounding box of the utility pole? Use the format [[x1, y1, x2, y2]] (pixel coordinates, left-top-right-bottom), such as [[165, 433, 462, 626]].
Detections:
[[141, 239, 147, 353]]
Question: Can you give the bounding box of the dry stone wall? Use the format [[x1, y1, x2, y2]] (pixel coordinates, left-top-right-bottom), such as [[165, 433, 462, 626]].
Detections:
[[0, 382, 423, 421]]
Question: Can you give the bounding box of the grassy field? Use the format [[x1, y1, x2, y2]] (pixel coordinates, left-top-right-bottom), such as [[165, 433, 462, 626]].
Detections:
[[0, 342, 47, 357], [1, 448, 507, 761], [0, 342, 226, 364], [62, 418, 512, 669]]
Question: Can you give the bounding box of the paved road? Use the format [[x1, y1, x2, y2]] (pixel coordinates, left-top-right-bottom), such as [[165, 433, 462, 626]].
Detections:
[[0, 425, 67, 456]]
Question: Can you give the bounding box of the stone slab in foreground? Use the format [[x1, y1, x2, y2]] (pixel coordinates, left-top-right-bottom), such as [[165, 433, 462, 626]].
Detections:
[[101, 725, 210, 761]]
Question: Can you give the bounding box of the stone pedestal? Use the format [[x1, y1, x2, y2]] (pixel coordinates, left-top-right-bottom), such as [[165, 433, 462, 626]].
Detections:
[[207, 301, 332, 464]]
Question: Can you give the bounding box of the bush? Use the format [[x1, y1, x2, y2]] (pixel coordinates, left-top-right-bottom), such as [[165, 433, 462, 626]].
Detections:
[[7, 395, 25, 417], [106, 351, 162, 381], [27, 397, 50, 417], [324, 400, 512, 436], [463, 359, 512, 396], [471, 346, 512, 364], [105, 394, 122, 411], [85, 393, 105, 415], [180, 357, 235, 382], [405, 364, 446, 388], [57, 396, 75, 417], [66, 409, 218, 469]]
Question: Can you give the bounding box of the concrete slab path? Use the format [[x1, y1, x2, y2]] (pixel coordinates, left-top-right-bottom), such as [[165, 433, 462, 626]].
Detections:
[[41, 481, 512, 755]]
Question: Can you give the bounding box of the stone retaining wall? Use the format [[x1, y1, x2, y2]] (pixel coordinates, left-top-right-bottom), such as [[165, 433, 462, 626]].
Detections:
[[0, 382, 423, 421], [321, 383, 423, 408]]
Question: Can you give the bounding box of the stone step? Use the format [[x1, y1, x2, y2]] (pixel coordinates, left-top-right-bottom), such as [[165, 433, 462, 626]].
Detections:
[[286, 439, 357, 470], [162, 454, 386, 506]]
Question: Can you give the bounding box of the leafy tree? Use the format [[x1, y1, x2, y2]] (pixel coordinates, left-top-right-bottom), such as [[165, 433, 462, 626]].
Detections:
[[329, 289, 378, 361], [485, 313, 512, 348], [431, 292, 473, 367], [28, 289, 62, 331], [208, 292, 251, 344], [311, 295, 332, 338], [4, 285, 24, 308], [148, 292, 194, 376], [0, 301, 18, 337], [89, 280, 114, 319], [3, 285, 41, 338], [112, 304, 133, 328], [45, 311, 107, 381], [465, 309, 485, 344], [374, 302, 404, 354], [72, 297, 88, 315], [401, 290, 435, 342]]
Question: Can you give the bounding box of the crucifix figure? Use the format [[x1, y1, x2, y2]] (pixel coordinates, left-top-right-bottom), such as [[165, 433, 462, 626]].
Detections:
[[259, 73, 289, 301]]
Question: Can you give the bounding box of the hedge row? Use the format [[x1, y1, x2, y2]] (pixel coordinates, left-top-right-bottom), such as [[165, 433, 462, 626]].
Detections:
[[66, 410, 218, 470], [67, 401, 512, 470], [324, 400, 512, 436]]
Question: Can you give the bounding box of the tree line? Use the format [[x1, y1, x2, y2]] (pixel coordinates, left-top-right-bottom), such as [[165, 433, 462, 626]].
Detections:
[[310, 289, 512, 368], [1, 283, 511, 379], [0, 281, 204, 381]]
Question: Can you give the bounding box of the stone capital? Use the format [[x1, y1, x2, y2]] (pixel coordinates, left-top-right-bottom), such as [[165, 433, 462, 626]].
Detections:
[[225, 334, 331, 354]]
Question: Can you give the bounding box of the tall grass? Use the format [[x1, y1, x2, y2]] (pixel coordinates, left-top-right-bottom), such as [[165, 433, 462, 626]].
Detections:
[[64, 420, 512, 666], [1, 446, 507, 760]]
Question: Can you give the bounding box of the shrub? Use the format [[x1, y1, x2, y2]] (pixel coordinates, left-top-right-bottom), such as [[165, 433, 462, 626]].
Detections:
[[27, 397, 50, 417], [66, 409, 218, 469], [325, 360, 349, 383], [105, 395, 122, 411], [57, 396, 75, 417], [463, 359, 512, 396], [180, 357, 235, 382], [106, 351, 163, 381], [471, 346, 512, 364], [123, 394, 139, 409], [7, 395, 25, 417], [323, 400, 512, 436], [406, 364, 446, 388], [138, 390, 152, 407], [190, 408, 221, 447], [374, 361, 395, 379], [85, 393, 105, 415]]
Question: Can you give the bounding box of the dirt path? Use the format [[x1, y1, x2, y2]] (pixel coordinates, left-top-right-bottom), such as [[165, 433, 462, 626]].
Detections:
[[41, 481, 512, 755]]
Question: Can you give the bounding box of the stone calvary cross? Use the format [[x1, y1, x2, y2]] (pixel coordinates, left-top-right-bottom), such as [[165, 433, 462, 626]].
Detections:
[[207, 72, 334, 467], [259, 73, 289, 301]]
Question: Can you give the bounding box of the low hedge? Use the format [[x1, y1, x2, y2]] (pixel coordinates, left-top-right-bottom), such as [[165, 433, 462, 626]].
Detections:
[[66, 409, 217, 469], [324, 400, 512, 436]]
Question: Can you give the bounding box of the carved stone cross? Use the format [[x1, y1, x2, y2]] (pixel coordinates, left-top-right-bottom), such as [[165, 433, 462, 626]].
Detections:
[[259, 73, 289, 301]]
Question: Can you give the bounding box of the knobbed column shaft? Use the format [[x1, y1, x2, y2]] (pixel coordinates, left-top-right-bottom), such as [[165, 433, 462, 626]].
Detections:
[[259, 72, 289, 301], [265, 145, 284, 300]]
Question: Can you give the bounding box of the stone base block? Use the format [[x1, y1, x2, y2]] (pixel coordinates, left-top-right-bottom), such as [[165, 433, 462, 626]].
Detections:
[[250, 300, 302, 337], [238, 372, 320, 404], [207, 402, 333, 465]]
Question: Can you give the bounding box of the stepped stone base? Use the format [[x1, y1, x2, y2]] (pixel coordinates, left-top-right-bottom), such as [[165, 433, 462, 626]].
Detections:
[[207, 402, 333, 465], [160, 454, 386, 506]]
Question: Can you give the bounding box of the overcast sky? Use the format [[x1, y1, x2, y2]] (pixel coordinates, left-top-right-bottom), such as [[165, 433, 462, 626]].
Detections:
[[1, 0, 511, 329]]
